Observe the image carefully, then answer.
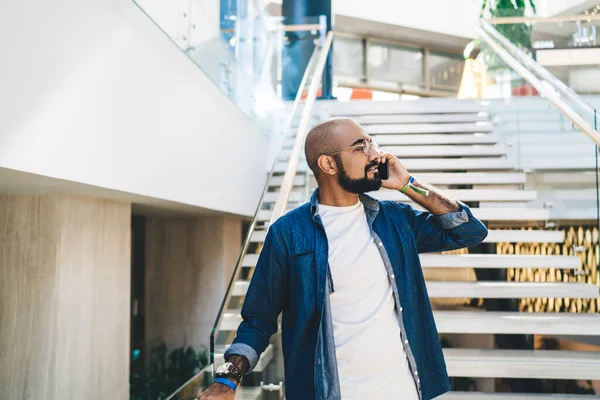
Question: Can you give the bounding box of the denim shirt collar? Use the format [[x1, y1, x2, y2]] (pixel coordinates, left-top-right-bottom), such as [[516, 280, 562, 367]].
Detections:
[[309, 188, 380, 227]]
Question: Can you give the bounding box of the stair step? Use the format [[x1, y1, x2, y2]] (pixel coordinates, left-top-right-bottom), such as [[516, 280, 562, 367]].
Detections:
[[242, 253, 580, 270], [268, 175, 307, 187], [373, 133, 499, 146], [370, 189, 536, 202], [268, 173, 526, 187], [221, 310, 600, 336], [435, 311, 600, 335], [273, 158, 515, 173], [213, 344, 274, 372], [232, 280, 598, 299], [250, 229, 564, 244], [235, 387, 263, 400], [329, 100, 487, 116], [440, 393, 600, 400], [263, 191, 304, 204], [267, 189, 538, 203], [356, 113, 489, 125], [382, 144, 507, 158], [256, 208, 551, 223], [390, 172, 526, 185], [402, 158, 514, 171], [366, 122, 493, 135], [279, 144, 507, 159], [419, 254, 580, 269], [460, 208, 550, 221], [444, 348, 600, 380], [484, 229, 564, 243], [426, 281, 598, 299]]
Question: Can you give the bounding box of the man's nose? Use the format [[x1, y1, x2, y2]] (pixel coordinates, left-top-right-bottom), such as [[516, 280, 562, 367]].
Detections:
[[370, 148, 382, 164]]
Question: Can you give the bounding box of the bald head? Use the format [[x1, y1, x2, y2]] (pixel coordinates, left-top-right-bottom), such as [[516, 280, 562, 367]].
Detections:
[[304, 118, 362, 177]]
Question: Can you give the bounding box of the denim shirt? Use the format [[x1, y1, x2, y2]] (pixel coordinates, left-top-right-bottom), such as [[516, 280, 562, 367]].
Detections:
[[225, 189, 488, 400]]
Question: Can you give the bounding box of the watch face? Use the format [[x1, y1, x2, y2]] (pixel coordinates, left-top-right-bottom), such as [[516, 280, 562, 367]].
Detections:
[[216, 363, 231, 374]]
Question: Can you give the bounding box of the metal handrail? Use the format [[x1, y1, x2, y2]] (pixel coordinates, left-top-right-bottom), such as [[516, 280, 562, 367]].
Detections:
[[270, 30, 335, 224], [475, 20, 600, 147], [480, 19, 596, 120], [208, 30, 331, 369]]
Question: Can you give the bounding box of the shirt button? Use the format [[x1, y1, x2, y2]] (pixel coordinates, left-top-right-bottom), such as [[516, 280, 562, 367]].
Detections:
[[404, 339, 409, 344], [417, 379, 420, 384], [399, 307, 403, 312], [390, 274, 395, 279], [414, 370, 418, 376], [378, 242, 383, 247]]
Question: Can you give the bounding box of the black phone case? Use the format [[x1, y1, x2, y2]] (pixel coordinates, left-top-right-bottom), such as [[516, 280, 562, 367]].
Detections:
[[378, 161, 389, 180]]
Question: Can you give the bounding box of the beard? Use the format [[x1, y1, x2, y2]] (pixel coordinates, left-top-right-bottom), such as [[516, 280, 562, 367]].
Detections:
[[334, 154, 382, 194]]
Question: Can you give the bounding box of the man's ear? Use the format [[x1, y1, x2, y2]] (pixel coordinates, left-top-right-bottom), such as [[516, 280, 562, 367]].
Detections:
[[317, 155, 337, 176]]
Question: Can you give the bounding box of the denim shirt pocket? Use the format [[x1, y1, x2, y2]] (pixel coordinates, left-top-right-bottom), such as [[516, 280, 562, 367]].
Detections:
[[288, 251, 318, 313]]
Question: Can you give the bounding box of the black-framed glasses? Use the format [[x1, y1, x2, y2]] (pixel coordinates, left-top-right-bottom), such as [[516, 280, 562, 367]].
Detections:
[[324, 139, 379, 157]]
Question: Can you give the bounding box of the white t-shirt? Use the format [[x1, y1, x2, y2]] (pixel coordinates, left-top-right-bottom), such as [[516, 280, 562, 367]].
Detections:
[[318, 201, 419, 400]]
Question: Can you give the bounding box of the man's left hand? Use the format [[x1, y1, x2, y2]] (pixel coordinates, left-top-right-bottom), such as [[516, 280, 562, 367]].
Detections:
[[379, 152, 410, 191]]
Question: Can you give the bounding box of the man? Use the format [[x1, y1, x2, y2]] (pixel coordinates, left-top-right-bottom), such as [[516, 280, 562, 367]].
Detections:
[[200, 118, 488, 400]]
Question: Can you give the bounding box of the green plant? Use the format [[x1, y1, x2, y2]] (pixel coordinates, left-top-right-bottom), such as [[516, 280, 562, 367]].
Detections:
[[479, 0, 537, 70], [130, 344, 209, 400], [482, 0, 537, 50]]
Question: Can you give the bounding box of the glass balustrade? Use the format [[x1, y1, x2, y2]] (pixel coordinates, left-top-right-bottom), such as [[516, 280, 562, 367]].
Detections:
[[474, 18, 600, 315], [133, 0, 326, 140]]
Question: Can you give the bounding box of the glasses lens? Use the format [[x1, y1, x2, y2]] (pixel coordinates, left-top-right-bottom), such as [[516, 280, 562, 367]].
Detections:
[[363, 140, 370, 156]]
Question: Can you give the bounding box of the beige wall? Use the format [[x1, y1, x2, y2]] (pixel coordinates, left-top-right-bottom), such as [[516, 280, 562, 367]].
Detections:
[[0, 194, 131, 399], [145, 216, 242, 354]]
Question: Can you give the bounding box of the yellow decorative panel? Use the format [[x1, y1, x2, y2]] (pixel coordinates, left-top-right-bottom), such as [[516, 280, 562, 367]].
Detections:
[[498, 227, 600, 313]]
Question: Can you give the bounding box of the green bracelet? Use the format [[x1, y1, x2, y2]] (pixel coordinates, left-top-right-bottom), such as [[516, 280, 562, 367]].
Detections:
[[400, 176, 430, 197]]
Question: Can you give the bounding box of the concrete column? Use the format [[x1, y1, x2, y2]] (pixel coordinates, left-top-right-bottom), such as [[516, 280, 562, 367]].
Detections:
[[0, 194, 131, 399], [144, 216, 242, 353]]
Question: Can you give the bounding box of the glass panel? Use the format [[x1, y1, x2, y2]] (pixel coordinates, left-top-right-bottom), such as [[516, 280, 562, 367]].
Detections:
[[428, 51, 465, 91], [476, 17, 600, 320], [133, 0, 286, 134], [164, 366, 214, 400], [368, 41, 424, 85], [531, 18, 600, 96], [483, 8, 600, 96], [334, 36, 365, 78]]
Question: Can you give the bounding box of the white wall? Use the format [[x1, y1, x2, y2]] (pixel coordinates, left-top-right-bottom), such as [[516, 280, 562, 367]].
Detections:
[[0, 0, 269, 217], [537, 0, 597, 16], [333, 0, 483, 39]]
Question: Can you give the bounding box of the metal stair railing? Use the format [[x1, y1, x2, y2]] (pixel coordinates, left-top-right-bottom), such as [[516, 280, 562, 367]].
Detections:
[[209, 30, 334, 369], [475, 19, 600, 146], [269, 31, 334, 224]]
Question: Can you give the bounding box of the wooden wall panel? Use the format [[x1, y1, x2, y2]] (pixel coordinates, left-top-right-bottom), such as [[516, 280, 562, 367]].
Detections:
[[0, 194, 131, 400], [145, 216, 242, 355]]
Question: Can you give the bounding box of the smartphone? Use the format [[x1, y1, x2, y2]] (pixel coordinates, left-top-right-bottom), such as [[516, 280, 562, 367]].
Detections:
[[377, 161, 389, 180]]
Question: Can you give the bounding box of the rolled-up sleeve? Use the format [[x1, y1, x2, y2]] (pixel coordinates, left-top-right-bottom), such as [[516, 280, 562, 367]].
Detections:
[[434, 201, 470, 229], [401, 201, 488, 253]]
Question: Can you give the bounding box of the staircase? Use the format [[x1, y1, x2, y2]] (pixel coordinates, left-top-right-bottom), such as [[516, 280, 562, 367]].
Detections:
[[214, 98, 600, 399]]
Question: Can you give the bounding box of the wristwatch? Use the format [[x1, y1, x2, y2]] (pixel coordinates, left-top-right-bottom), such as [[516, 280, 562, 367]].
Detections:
[[215, 362, 244, 383]]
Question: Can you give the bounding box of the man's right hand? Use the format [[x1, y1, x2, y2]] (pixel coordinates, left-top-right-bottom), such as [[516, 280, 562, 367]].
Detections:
[[198, 382, 236, 400]]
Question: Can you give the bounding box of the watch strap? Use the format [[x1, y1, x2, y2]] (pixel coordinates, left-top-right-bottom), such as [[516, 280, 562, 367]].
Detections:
[[215, 362, 243, 383], [214, 377, 237, 392]]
